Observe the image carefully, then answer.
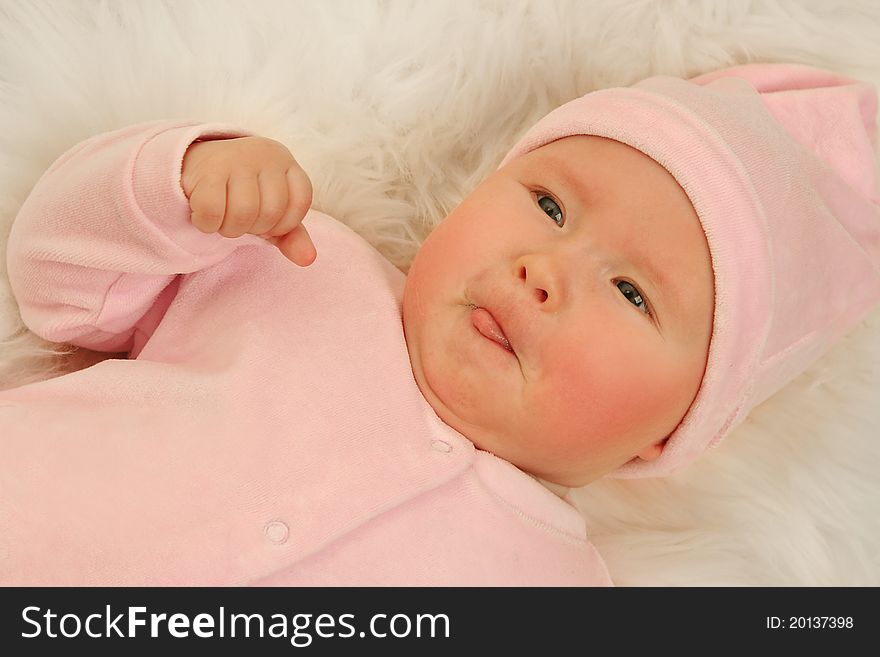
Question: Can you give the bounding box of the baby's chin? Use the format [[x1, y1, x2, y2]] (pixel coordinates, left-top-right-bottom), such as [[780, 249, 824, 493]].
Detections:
[[524, 459, 608, 489], [533, 477, 571, 498]]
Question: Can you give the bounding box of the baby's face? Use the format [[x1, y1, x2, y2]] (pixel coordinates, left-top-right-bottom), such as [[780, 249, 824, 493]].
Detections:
[[402, 135, 714, 487]]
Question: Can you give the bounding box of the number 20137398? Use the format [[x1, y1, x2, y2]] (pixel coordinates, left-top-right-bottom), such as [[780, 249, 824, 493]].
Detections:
[[766, 616, 853, 629]]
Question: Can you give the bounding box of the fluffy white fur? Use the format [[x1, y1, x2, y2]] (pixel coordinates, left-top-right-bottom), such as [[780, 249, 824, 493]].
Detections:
[[1, 0, 878, 585]]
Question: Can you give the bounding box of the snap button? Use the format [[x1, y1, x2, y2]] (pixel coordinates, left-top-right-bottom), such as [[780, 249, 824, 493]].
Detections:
[[430, 439, 452, 453], [264, 521, 289, 544]]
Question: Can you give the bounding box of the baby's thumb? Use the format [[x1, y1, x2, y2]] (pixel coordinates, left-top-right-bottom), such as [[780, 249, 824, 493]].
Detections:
[[274, 224, 317, 267]]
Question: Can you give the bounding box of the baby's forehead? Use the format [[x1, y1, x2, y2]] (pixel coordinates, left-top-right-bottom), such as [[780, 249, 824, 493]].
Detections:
[[523, 136, 692, 206], [505, 135, 692, 216]]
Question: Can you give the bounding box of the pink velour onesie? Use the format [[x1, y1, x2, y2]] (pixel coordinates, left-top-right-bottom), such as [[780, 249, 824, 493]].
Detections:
[[1, 120, 612, 586]]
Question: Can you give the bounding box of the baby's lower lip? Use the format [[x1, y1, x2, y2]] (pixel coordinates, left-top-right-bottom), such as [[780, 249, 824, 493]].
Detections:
[[470, 307, 513, 353]]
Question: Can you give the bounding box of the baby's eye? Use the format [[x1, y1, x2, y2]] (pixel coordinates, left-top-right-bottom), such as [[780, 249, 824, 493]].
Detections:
[[537, 193, 564, 227], [616, 280, 653, 318]]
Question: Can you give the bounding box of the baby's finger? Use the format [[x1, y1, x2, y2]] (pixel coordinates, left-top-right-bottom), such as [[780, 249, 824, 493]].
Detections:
[[219, 175, 260, 238], [263, 166, 314, 238], [188, 175, 228, 234], [250, 168, 289, 236], [275, 224, 317, 267]]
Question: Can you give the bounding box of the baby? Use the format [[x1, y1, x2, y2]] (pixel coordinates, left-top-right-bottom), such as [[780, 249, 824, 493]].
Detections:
[[2, 63, 878, 585]]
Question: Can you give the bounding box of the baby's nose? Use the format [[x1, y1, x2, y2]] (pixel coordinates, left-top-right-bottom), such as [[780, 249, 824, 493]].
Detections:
[[517, 263, 553, 306]]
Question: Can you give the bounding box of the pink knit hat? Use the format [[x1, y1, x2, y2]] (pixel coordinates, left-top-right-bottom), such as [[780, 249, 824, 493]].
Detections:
[[498, 63, 880, 478]]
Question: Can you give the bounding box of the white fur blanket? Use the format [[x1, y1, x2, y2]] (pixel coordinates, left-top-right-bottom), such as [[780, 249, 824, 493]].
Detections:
[[1, 0, 878, 586]]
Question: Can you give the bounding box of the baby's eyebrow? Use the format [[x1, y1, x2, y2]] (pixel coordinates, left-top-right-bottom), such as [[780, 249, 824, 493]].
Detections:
[[543, 155, 593, 207], [627, 231, 679, 328]]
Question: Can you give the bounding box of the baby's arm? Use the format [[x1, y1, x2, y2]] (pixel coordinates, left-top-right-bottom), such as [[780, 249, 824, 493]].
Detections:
[[6, 120, 307, 354]]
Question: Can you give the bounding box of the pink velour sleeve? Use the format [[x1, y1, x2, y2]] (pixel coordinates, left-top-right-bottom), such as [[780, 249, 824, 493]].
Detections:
[[6, 120, 258, 354]]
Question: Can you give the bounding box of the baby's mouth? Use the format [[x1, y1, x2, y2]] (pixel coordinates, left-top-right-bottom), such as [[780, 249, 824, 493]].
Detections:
[[468, 303, 513, 352]]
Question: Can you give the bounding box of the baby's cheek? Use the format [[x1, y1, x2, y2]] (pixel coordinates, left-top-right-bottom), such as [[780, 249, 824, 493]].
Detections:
[[536, 343, 647, 453], [533, 353, 596, 444]]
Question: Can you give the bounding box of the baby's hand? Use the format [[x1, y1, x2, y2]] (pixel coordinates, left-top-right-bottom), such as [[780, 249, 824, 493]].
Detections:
[[181, 136, 316, 266]]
